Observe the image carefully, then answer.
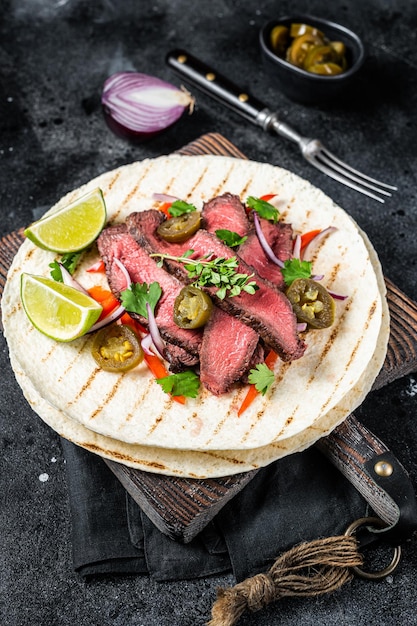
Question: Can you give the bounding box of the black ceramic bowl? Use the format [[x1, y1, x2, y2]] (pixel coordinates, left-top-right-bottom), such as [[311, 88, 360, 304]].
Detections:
[[260, 15, 365, 104]]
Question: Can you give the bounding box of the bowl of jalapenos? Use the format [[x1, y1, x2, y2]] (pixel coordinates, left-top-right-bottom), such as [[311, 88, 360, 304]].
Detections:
[[259, 15, 365, 104]]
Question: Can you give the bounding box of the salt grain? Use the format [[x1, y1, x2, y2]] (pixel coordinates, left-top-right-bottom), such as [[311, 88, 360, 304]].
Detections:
[[39, 473, 49, 482]]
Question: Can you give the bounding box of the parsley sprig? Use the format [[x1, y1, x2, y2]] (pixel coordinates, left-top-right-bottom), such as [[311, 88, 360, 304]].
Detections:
[[246, 196, 280, 223], [281, 258, 312, 286], [215, 229, 247, 248], [120, 282, 162, 317], [156, 370, 200, 398], [49, 251, 83, 281], [168, 200, 197, 217], [248, 363, 275, 395], [151, 251, 258, 300]]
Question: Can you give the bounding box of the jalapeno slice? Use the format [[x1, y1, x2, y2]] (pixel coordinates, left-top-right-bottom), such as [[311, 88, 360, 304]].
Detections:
[[286, 279, 335, 329], [157, 212, 201, 243], [92, 324, 144, 372], [173, 286, 213, 329], [286, 32, 326, 68], [270, 24, 290, 56]]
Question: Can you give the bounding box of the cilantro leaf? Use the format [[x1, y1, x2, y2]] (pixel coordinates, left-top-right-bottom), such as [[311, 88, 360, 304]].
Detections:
[[156, 370, 200, 398], [168, 200, 197, 217], [49, 251, 83, 282], [248, 363, 275, 395], [215, 229, 247, 247], [246, 196, 280, 223], [281, 258, 312, 287], [120, 282, 162, 318]]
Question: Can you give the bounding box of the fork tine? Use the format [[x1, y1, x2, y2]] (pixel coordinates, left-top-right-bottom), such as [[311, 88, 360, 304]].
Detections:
[[318, 147, 398, 192], [305, 156, 388, 203]]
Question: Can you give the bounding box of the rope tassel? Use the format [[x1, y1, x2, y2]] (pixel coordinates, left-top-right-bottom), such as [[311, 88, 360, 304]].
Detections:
[[207, 535, 363, 626]]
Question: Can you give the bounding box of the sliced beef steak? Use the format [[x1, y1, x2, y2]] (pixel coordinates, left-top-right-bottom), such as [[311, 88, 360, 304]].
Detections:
[[97, 224, 203, 356], [199, 305, 260, 395], [127, 211, 306, 361], [238, 218, 293, 290], [164, 343, 200, 373], [202, 193, 249, 237]]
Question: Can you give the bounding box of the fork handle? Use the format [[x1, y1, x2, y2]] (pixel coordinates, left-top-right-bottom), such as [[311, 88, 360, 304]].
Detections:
[[166, 49, 304, 145], [166, 49, 270, 127]]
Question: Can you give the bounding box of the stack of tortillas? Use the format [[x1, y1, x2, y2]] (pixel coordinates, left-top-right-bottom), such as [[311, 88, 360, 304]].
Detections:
[[2, 155, 389, 478]]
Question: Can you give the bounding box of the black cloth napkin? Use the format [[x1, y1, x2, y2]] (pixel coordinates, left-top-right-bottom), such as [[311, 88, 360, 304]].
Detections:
[[61, 438, 369, 582]]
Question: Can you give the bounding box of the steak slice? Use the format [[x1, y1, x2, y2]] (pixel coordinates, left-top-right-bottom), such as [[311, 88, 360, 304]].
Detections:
[[97, 224, 203, 356], [199, 306, 260, 395], [164, 343, 200, 373], [202, 193, 249, 237], [237, 218, 293, 290], [127, 211, 306, 361]]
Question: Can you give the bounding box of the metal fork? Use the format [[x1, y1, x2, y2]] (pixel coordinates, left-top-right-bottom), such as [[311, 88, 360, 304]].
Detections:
[[167, 49, 397, 203]]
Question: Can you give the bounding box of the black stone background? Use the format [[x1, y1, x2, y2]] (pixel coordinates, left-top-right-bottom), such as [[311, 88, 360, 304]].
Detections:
[[1, 1, 416, 624]]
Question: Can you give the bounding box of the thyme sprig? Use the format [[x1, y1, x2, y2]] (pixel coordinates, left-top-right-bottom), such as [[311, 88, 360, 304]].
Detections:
[[151, 250, 258, 300]]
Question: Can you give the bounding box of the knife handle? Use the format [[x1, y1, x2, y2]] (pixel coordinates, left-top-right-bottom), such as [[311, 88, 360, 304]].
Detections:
[[166, 49, 270, 127], [317, 414, 417, 544]]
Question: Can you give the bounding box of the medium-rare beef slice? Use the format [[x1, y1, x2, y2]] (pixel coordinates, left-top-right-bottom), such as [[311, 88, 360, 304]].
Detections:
[[201, 193, 249, 237], [97, 224, 203, 356], [164, 343, 200, 373], [127, 211, 306, 362], [199, 305, 260, 395], [238, 218, 293, 290]]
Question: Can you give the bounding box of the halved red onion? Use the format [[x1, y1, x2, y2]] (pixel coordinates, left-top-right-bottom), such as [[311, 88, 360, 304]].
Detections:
[[146, 302, 166, 359], [301, 226, 337, 261], [101, 72, 194, 141], [59, 263, 90, 296], [253, 212, 285, 268]]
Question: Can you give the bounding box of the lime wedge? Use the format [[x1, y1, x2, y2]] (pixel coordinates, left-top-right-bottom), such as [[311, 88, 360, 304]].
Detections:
[[24, 188, 107, 253], [21, 273, 102, 342]]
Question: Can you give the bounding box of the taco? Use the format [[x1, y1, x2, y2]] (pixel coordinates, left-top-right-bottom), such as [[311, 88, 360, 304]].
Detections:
[[2, 155, 387, 454]]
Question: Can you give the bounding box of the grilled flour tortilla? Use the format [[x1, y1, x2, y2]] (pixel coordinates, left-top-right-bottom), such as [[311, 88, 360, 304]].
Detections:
[[2, 155, 387, 454]]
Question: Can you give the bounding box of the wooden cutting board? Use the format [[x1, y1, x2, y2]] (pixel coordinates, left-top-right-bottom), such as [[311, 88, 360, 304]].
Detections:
[[1, 133, 417, 543]]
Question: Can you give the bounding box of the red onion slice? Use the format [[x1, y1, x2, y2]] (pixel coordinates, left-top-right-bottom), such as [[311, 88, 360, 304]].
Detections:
[[146, 302, 166, 359], [88, 304, 126, 333], [102, 72, 194, 139], [152, 193, 180, 203], [328, 290, 348, 301], [59, 263, 90, 296], [292, 234, 302, 259], [253, 212, 285, 268], [302, 226, 337, 261], [113, 257, 131, 290], [141, 332, 155, 356]]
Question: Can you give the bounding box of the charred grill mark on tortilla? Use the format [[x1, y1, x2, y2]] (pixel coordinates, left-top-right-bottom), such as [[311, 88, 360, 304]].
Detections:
[[127, 210, 306, 362], [89, 373, 127, 420], [97, 224, 203, 357], [107, 170, 122, 192], [65, 368, 101, 409], [81, 443, 170, 471]]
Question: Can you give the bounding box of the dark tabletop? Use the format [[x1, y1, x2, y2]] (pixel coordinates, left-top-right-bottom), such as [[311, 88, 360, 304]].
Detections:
[[1, 1, 416, 625]]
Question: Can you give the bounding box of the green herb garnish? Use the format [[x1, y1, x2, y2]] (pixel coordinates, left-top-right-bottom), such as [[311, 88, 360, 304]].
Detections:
[[151, 251, 258, 300], [156, 370, 200, 398], [49, 251, 83, 282], [281, 258, 312, 287], [168, 200, 197, 217], [215, 229, 247, 247], [246, 196, 280, 223], [120, 281, 162, 317], [248, 363, 275, 395]]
